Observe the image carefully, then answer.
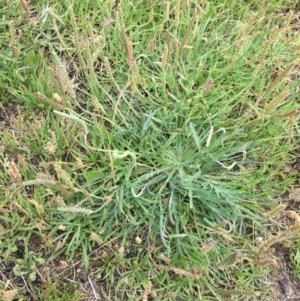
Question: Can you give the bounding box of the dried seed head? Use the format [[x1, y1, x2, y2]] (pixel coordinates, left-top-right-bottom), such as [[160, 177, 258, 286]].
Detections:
[[52, 51, 76, 100], [36, 172, 55, 186], [127, 41, 134, 69], [54, 240, 62, 252], [142, 280, 153, 301], [148, 38, 155, 51], [54, 195, 66, 207], [0, 289, 18, 301], [75, 157, 84, 169], [91, 96, 101, 113], [102, 18, 113, 29], [254, 258, 278, 267], [45, 188, 54, 196], [173, 39, 179, 53], [161, 43, 169, 70], [263, 204, 286, 219], [286, 210, 300, 221], [53, 93, 63, 102], [19, 0, 29, 18], [106, 181, 113, 188], [258, 233, 282, 252], [149, 4, 154, 23], [265, 86, 290, 114], [200, 243, 213, 253], [175, 0, 181, 28], [35, 92, 66, 110], [35, 222, 46, 231], [91, 233, 103, 245], [179, 9, 198, 55], [53, 164, 75, 194], [60, 261, 69, 269], [103, 57, 113, 79], [6, 161, 22, 182], [289, 222, 300, 232], [159, 254, 170, 263], [117, 5, 128, 48], [158, 265, 207, 279], [267, 59, 299, 94], [58, 225, 66, 231], [135, 236, 142, 245], [17, 154, 28, 170], [182, 0, 189, 8], [119, 246, 125, 256], [104, 196, 112, 202], [163, 1, 170, 22], [252, 61, 265, 79], [204, 78, 214, 91], [28, 198, 45, 214], [45, 141, 57, 155]]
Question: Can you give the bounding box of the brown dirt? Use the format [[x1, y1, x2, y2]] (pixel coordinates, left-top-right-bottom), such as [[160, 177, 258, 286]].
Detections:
[[266, 245, 300, 301], [0, 100, 20, 130]]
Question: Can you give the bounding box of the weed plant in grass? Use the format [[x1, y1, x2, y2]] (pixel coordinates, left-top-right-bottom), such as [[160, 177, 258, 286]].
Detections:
[[0, 0, 300, 300]]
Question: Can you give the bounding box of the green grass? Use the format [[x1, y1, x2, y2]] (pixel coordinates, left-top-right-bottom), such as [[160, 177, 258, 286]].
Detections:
[[0, 0, 300, 300]]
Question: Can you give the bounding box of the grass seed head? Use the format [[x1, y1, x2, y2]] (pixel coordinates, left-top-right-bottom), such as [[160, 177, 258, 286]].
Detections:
[[54, 195, 66, 207], [266, 59, 299, 94], [0, 289, 19, 301], [163, 1, 170, 22], [148, 38, 155, 51], [264, 86, 290, 114], [103, 57, 114, 80], [16, 154, 28, 170], [161, 43, 169, 70], [119, 246, 125, 256], [142, 280, 153, 301], [28, 198, 45, 215], [263, 204, 286, 219], [254, 258, 278, 267], [285, 210, 300, 222], [289, 222, 300, 232], [35, 92, 67, 110], [127, 41, 134, 69], [59, 261, 69, 269], [54, 240, 62, 252], [91, 233, 103, 245], [159, 254, 170, 263], [117, 5, 128, 49], [53, 164, 75, 194], [179, 9, 197, 55], [135, 236, 142, 245], [75, 157, 84, 169], [58, 225, 66, 231], [6, 161, 22, 183], [175, 0, 181, 28], [19, 0, 29, 18]]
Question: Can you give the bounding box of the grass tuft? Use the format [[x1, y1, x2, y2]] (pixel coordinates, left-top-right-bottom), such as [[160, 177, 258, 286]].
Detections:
[[0, 0, 299, 299]]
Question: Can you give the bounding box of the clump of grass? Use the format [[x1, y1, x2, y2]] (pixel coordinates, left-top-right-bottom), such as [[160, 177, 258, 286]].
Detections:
[[0, 0, 300, 300]]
